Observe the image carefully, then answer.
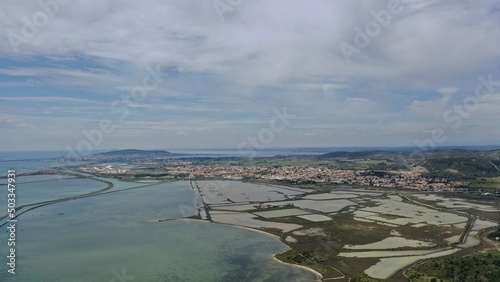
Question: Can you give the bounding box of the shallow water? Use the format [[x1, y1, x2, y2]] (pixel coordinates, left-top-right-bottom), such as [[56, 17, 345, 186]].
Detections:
[[344, 237, 435, 250], [0, 179, 318, 281], [196, 180, 309, 205], [364, 248, 460, 279], [0, 175, 109, 207]]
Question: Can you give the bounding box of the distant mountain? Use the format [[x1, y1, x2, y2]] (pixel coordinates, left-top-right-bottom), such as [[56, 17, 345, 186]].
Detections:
[[83, 149, 178, 161], [318, 148, 500, 178], [318, 150, 394, 159], [95, 149, 173, 156], [487, 149, 500, 157], [318, 148, 500, 160]]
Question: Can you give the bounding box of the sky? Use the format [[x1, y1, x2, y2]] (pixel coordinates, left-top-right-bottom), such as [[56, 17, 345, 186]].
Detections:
[[1, 0, 500, 152]]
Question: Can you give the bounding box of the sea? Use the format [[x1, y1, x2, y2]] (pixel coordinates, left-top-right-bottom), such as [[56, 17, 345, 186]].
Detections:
[[0, 150, 321, 281]]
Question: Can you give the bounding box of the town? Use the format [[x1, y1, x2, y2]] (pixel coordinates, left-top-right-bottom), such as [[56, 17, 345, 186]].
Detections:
[[76, 160, 468, 191]]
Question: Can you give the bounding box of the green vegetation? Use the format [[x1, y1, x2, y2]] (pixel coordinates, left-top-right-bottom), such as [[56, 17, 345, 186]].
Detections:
[[488, 229, 500, 240], [406, 251, 500, 282], [423, 158, 500, 179], [472, 177, 500, 190], [276, 250, 336, 278], [349, 277, 380, 282], [277, 250, 382, 282]]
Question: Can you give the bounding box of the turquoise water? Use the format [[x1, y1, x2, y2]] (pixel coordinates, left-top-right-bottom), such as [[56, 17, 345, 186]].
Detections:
[[0, 178, 317, 281], [0, 175, 109, 207]]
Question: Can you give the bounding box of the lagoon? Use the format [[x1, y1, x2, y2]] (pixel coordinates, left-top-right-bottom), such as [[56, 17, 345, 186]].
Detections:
[[0, 178, 318, 281]]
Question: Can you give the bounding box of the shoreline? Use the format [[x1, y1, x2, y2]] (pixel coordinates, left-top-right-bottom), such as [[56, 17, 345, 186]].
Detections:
[[192, 179, 324, 280], [170, 216, 324, 280], [211, 222, 324, 281], [271, 254, 324, 282]]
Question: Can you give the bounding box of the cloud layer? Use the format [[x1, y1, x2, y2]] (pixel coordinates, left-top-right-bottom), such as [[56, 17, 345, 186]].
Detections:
[[1, 0, 500, 151]]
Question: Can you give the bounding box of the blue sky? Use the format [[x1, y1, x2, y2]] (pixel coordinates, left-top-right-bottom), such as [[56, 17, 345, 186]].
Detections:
[[1, 0, 500, 152]]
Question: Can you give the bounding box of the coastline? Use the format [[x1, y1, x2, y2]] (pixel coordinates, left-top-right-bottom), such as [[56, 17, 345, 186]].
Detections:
[[191, 179, 324, 280], [170, 217, 324, 280], [271, 254, 324, 282], [212, 222, 324, 281]]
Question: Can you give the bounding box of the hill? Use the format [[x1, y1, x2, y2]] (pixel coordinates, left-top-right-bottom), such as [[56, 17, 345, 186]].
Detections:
[[318, 148, 500, 179], [83, 149, 177, 161], [95, 149, 172, 156]]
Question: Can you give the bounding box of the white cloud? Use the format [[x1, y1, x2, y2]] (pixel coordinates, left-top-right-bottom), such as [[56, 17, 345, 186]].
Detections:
[[1, 0, 500, 150], [436, 87, 459, 96], [1, 0, 499, 86], [0, 96, 98, 104]]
